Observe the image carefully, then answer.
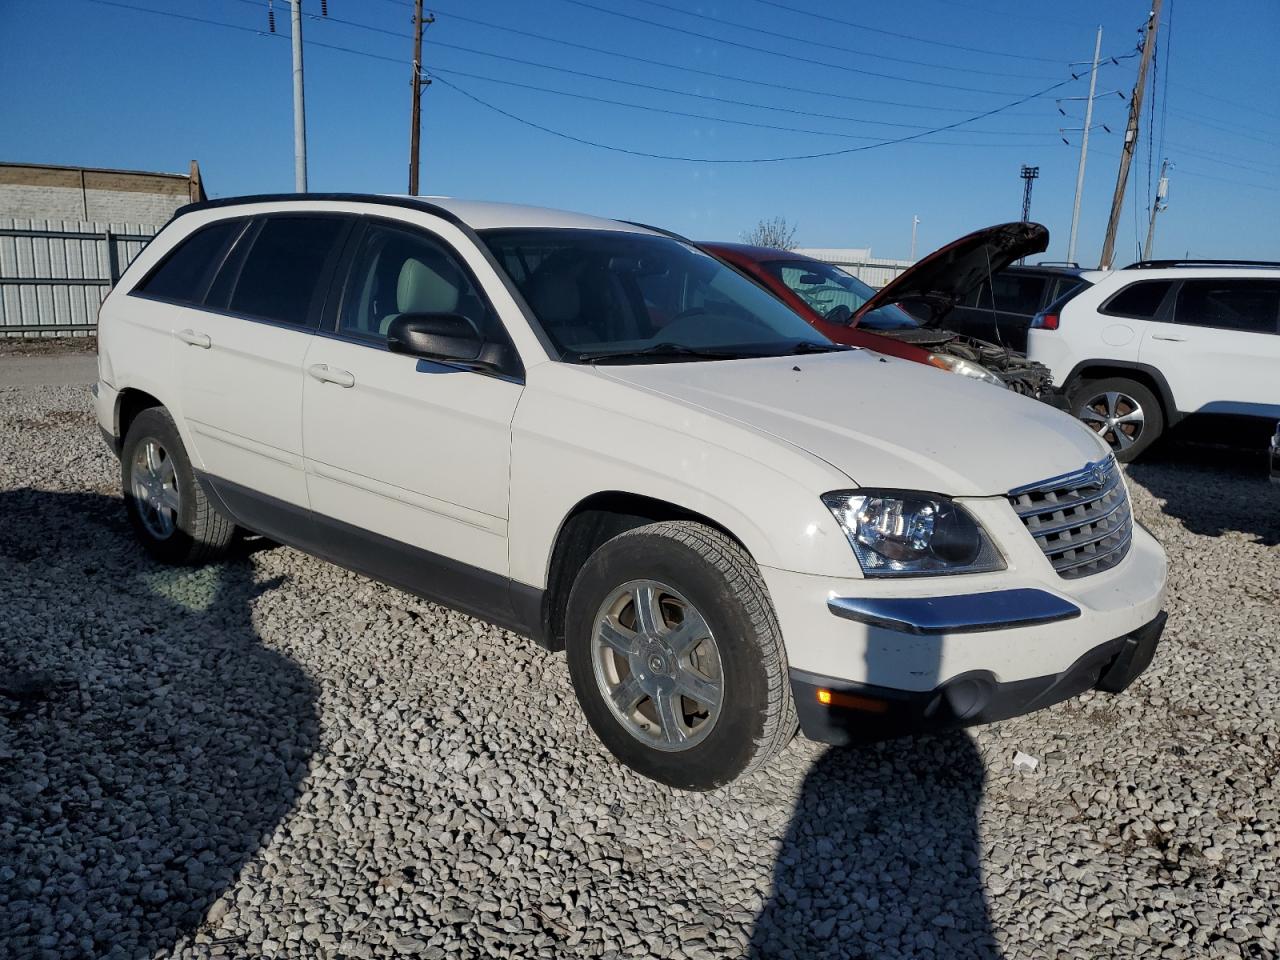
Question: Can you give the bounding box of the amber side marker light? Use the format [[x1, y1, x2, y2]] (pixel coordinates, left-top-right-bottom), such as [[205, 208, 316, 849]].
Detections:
[[816, 688, 889, 713]]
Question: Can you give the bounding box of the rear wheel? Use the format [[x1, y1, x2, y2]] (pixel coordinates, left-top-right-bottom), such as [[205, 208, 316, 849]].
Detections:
[[1071, 377, 1163, 462], [565, 521, 796, 790], [121, 407, 235, 564]]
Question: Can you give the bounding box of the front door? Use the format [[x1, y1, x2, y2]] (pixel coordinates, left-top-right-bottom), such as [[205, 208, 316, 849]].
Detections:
[[300, 217, 524, 614], [1139, 277, 1280, 417]]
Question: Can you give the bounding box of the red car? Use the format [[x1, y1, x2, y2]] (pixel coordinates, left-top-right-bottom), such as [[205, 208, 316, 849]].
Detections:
[[701, 223, 1060, 401]]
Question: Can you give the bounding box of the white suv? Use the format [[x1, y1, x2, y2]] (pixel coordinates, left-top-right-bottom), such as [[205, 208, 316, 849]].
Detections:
[[1027, 260, 1280, 461], [95, 195, 1168, 789]]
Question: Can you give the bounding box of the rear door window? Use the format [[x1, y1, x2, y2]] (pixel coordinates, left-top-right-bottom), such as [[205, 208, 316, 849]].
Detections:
[[1173, 279, 1280, 334], [1101, 280, 1173, 320], [134, 219, 245, 305], [224, 215, 350, 328], [990, 273, 1047, 316]]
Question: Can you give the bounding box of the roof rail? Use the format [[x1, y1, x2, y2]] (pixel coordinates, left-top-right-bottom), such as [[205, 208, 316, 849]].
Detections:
[[1124, 258, 1280, 270], [171, 192, 468, 229]]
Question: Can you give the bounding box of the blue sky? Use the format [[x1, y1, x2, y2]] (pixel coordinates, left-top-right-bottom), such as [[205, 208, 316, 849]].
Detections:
[[3, 0, 1277, 264]]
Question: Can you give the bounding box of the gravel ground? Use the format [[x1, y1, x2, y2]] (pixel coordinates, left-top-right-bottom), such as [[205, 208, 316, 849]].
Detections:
[[2, 382, 1277, 960]]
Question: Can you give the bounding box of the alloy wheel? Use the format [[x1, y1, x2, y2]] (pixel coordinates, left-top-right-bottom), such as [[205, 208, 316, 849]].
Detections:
[[591, 579, 724, 752], [130, 438, 180, 539], [1079, 390, 1145, 452]]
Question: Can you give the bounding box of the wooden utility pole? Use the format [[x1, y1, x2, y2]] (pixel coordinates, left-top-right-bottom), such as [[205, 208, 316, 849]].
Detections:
[[407, 1, 433, 195], [1098, 0, 1163, 269]]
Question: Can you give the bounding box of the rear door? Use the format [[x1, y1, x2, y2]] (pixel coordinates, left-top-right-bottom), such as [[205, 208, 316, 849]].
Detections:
[[176, 213, 352, 514], [299, 215, 524, 611], [1139, 277, 1280, 416]]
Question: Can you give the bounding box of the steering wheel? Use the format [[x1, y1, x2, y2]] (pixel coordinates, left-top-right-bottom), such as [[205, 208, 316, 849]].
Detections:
[[825, 304, 853, 326]]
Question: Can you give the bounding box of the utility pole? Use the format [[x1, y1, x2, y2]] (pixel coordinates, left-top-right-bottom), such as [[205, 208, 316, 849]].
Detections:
[[1019, 166, 1039, 264], [1099, 0, 1163, 269], [1067, 26, 1103, 267], [1142, 159, 1171, 260], [290, 0, 308, 192], [910, 215, 920, 260], [408, 1, 434, 195]]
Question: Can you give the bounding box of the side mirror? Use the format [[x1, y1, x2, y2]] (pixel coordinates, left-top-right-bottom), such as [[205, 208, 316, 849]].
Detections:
[[386, 313, 494, 367]]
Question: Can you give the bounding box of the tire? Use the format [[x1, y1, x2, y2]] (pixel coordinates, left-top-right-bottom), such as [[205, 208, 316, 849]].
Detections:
[[1070, 376, 1164, 463], [564, 520, 796, 790], [121, 407, 235, 564]]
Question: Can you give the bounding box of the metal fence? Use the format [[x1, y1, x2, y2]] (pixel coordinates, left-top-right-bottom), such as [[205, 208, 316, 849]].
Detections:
[[0, 218, 156, 335]]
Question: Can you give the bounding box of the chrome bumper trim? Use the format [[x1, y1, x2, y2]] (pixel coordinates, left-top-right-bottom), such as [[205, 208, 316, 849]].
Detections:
[[827, 588, 1082, 635]]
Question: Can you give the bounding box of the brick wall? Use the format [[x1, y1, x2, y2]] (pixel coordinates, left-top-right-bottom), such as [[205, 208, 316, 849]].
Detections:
[[0, 164, 192, 224]]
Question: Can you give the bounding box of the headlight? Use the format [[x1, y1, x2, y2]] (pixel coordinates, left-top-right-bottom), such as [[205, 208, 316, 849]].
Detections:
[[822, 491, 1006, 577], [927, 353, 1006, 388]]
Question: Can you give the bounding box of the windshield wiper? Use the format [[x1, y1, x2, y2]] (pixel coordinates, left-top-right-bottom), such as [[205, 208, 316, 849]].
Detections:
[[573, 342, 759, 363], [786, 341, 854, 354]]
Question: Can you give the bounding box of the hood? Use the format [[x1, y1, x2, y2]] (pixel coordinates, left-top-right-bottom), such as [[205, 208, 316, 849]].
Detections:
[[853, 222, 1049, 327], [596, 350, 1103, 497]]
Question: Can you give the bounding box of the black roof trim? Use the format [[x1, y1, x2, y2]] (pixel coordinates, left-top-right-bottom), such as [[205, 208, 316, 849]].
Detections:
[[173, 193, 466, 229], [1124, 258, 1280, 270]]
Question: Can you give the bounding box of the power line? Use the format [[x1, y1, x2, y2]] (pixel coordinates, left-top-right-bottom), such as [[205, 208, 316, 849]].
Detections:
[[1167, 109, 1280, 146], [425, 5, 1046, 115], [428, 66, 1058, 143], [82, 0, 412, 63], [742, 0, 1066, 63], [575, 0, 1061, 79], [1168, 82, 1280, 123], [555, 0, 1052, 96], [1177, 168, 1279, 193], [426, 70, 1077, 163], [371, 33, 1059, 134]]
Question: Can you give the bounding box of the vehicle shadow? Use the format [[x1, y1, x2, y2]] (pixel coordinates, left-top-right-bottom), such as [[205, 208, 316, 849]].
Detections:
[[1126, 439, 1279, 546], [0, 489, 319, 957], [751, 629, 998, 957]]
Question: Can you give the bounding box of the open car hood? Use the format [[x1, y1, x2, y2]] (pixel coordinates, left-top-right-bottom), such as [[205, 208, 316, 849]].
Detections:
[[852, 222, 1049, 327]]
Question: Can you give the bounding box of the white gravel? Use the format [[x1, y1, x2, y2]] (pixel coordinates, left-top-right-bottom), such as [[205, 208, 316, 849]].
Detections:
[[2, 381, 1277, 960]]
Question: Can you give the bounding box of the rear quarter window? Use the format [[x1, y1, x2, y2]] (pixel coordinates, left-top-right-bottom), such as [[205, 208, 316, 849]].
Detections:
[[133, 219, 244, 305], [1100, 280, 1173, 320]]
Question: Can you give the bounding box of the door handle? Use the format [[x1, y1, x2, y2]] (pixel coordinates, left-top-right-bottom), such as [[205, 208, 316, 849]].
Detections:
[[307, 363, 356, 388], [1151, 334, 1186, 342], [177, 328, 211, 349]]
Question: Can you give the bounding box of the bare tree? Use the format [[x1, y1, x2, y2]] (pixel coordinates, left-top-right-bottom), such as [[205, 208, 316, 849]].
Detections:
[[741, 217, 798, 250]]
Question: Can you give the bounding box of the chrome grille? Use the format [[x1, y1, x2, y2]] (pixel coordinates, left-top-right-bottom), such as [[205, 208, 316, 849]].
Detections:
[[1008, 457, 1132, 580]]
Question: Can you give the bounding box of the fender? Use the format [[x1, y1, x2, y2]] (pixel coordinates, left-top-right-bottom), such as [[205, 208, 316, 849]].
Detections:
[[1062, 359, 1183, 427]]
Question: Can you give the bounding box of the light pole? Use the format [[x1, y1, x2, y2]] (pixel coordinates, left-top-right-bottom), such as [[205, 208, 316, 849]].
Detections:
[[1067, 26, 1102, 266], [290, 0, 308, 192]]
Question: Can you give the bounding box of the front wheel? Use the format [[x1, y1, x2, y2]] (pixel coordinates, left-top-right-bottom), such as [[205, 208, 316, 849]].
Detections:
[[565, 521, 796, 790], [1071, 377, 1164, 463]]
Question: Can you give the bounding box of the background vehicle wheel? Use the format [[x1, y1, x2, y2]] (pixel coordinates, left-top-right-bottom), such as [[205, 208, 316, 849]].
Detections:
[[121, 407, 235, 564], [565, 520, 796, 790], [1071, 377, 1164, 463]]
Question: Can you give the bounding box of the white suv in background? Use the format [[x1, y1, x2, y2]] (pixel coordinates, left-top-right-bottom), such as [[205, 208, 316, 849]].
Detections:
[[95, 195, 1168, 789], [1028, 260, 1280, 461]]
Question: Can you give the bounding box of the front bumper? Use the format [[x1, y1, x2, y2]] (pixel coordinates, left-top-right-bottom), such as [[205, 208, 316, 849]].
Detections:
[[792, 611, 1166, 745]]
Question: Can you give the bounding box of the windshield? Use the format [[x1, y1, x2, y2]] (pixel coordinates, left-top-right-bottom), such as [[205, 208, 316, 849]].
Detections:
[[481, 229, 835, 361], [764, 260, 920, 331]]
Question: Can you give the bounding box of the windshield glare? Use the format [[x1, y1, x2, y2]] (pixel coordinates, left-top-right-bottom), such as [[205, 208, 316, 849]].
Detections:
[[766, 260, 920, 331], [481, 229, 835, 361]]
